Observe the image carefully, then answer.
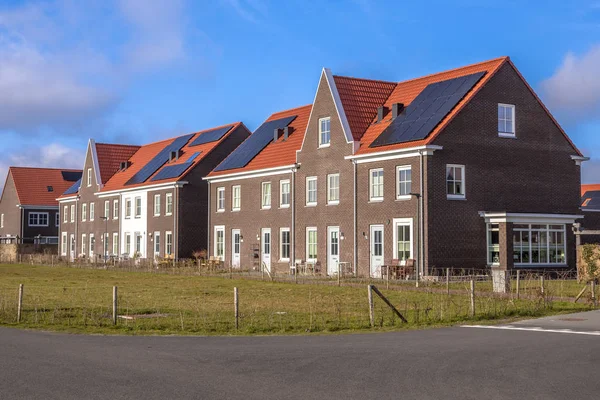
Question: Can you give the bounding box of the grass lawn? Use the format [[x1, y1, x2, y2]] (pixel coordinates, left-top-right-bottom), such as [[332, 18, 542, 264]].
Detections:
[[0, 264, 594, 335]]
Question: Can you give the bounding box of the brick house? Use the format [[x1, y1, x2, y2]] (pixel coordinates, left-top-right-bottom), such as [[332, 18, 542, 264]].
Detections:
[[206, 56, 585, 288], [0, 167, 82, 244], [58, 123, 250, 261]]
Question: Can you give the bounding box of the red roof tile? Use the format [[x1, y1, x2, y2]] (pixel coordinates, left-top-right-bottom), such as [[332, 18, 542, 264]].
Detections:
[[208, 105, 312, 177], [9, 167, 82, 206], [101, 122, 245, 192], [95, 143, 141, 185], [333, 75, 396, 140]]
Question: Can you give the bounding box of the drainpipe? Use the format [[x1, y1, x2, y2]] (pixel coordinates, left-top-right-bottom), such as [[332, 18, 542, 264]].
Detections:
[[207, 181, 211, 258], [174, 185, 179, 261], [19, 206, 24, 243], [75, 196, 79, 259], [353, 159, 357, 276], [419, 150, 425, 278]]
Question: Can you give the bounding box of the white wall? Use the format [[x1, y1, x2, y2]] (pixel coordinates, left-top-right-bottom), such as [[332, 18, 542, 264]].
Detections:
[[120, 190, 148, 258]]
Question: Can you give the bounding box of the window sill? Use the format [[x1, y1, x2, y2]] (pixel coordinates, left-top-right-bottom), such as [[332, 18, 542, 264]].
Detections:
[[369, 198, 384, 203], [279, 205, 290, 209], [446, 195, 466, 200], [279, 258, 290, 263], [327, 201, 339, 206], [154, 214, 161, 217], [216, 210, 225, 213], [498, 132, 516, 139], [396, 195, 411, 201], [514, 263, 567, 267], [318, 143, 331, 149], [231, 209, 240, 212], [165, 213, 173, 216], [305, 203, 317, 207]]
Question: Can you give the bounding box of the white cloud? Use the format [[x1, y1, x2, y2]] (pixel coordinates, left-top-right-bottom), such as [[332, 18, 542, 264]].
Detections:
[[540, 45, 600, 118]]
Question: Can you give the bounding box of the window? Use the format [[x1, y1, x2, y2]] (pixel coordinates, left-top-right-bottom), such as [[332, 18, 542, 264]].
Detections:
[[327, 174, 339, 204], [306, 177, 317, 206], [55, 213, 59, 227], [125, 233, 131, 255], [125, 198, 132, 218], [394, 219, 412, 262], [166, 231, 173, 256], [70, 205, 75, 223], [154, 232, 160, 255], [166, 193, 173, 215], [134, 197, 141, 218], [232, 185, 241, 211], [487, 224, 500, 265], [280, 228, 291, 261], [513, 224, 566, 265], [370, 169, 384, 201], [1, 213, 4, 228], [319, 117, 331, 147], [90, 202, 95, 221], [81, 203, 87, 222], [154, 194, 161, 216], [396, 166, 412, 199], [135, 233, 142, 254], [113, 200, 119, 219], [61, 233, 67, 256], [81, 234, 87, 256], [89, 234, 95, 258], [217, 187, 225, 212], [28, 212, 49, 227], [112, 233, 119, 256], [103, 233, 109, 256], [498, 104, 515, 137], [64, 205, 68, 223], [446, 164, 465, 199], [261, 182, 271, 209], [214, 226, 225, 259], [307, 227, 317, 262], [280, 180, 290, 208], [104, 201, 110, 219], [87, 168, 92, 187], [583, 198, 591, 207]]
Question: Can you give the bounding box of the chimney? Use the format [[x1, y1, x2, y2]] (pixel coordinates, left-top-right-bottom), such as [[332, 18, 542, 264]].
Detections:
[[377, 106, 388, 123], [273, 128, 283, 143], [170, 150, 179, 161], [283, 126, 293, 141], [392, 103, 405, 119]]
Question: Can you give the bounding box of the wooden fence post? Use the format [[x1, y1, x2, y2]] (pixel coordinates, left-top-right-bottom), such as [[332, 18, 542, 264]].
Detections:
[[516, 270, 520, 300], [446, 268, 450, 296], [469, 279, 475, 318], [234, 287, 239, 329], [368, 285, 374, 327], [112, 286, 118, 325], [592, 280, 597, 308], [17, 284, 23, 323]]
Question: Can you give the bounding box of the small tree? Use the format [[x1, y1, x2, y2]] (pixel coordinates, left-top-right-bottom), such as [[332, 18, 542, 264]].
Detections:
[[579, 244, 600, 282]]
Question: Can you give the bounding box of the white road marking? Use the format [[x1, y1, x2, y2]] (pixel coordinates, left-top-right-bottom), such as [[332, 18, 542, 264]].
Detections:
[[461, 325, 600, 336]]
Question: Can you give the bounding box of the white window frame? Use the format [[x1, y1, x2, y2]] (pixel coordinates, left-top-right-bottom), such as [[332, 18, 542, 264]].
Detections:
[[113, 199, 119, 219], [306, 176, 317, 206], [61, 232, 68, 256], [392, 218, 413, 265], [327, 173, 340, 205], [112, 233, 119, 256], [446, 164, 466, 200], [318, 117, 331, 148], [280, 227, 291, 261], [369, 168, 384, 202], [134, 232, 142, 255], [89, 234, 95, 258], [166, 193, 173, 216], [232, 185, 241, 211], [63, 205, 68, 223], [134, 197, 142, 218], [81, 203, 87, 222], [28, 212, 49, 227], [396, 165, 412, 200], [261, 182, 271, 209], [154, 194, 161, 216], [55, 213, 59, 227], [214, 225, 225, 260], [165, 231, 173, 256], [87, 168, 92, 187], [1, 213, 4, 228], [90, 202, 95, 221], [125, 233, 132, 255], [217, 187, 225, 212], [513, 224, 567, 266], [104, 201, 110, 219], [306, 227, 318, 263], [70, 205, 75, 223], [125, 198, 132, 218], [487, 223, 500, 266], [154, 232, 160, 255], [498, 103, 516, 138], [81, 234, 87, 257], [280, 180, 290, 208]]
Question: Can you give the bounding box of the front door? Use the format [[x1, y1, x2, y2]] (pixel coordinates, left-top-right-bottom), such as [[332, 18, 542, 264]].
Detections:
[[327, 226, 340, 275], [261, 228, 271, 273], [370, 225, 384, 278], [232, 229, 241, 268], [69, 234, 75, 261]]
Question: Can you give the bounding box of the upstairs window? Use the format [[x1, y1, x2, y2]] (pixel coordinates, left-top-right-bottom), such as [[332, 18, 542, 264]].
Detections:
[[154, 194, 161, 216], [134, 197, 142, 218], [113, 200, 119, 219], [1, 213, 4, 228], [261, 182, 271, 209], [70, 205, 75, 223], [446, 164, 465, 199], [90, 202, 95, 221], [55, 213, 60, 227], [232, 185, 241, 211], [166, 193, 173, 215], [319, 117, 331, 147], [327, 174, 339, 204], [306, 177, 317, 206], [29, 212, 49, 227], [498, 104, 515, 137], [81, 203, 87, 222], [217, 187, 225, 212], [125, 198, 132, 218], [63, 205, 68, 223], [87, 168, 92, 187], [396, 166, 412, 199], [280, 180, 290, 208], [370, 169, 384, 201], [104, 201, 110, 219]]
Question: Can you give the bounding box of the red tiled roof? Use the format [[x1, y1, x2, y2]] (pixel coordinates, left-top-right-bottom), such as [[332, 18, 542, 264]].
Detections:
[[581, 184, 600, 196], [208, 104, 312, 177], [101, 122, 245, 192], [9, 167, 82, 206], [95, 143, 141, 185], [333, 75, 396, 140]]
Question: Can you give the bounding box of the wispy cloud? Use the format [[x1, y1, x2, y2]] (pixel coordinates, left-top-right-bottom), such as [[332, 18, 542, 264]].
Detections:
[[540, 45, 600, 119], [221, 0, 267, 23]]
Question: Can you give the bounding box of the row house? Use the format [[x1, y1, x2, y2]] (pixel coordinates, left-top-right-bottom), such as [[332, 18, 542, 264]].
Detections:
[[206, 56, 585, 290], [0, 167, 82, 244], [58, 123, 250, 261]]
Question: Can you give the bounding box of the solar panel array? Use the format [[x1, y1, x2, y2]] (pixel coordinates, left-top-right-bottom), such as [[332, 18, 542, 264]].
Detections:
[[150, 162, 194, 182], [214, 115, 296, 172], [61, 171, 82, 182], [63, 178, 81, 195], [370, 72, 486, 147], [186, 151, 202, 163], [125, 133, 194, 186], [189, 125, 233, 147], [581, 191, 600, 210]]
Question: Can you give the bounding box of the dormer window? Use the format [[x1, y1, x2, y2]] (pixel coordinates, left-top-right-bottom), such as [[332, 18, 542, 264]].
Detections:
[[319, 117, 330, 147], [498, 104, 515, 137]]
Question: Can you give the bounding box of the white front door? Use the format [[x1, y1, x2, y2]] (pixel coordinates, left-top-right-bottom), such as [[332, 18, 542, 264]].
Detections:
[[327, 226, 340, 275], [232, 229, 241, 268], [370, 225, 384, 278], [261, 228, 271, 273]]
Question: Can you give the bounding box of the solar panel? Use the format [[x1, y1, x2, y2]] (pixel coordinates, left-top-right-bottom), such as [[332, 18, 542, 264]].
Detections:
[[125, 133, 194, 185], [63, 178, 81, 195], [187, 151, 202, 163], [214, 116, 296, 171], [61, 171, 82, 182], [581, 191, 600, 210], [150, 162, 193, 182], [189, 126, 233, 147], [370, 72, 486, 147]]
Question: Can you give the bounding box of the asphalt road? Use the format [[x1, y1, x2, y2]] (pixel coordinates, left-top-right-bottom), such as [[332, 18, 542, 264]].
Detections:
[[2, 312, 600, 400]]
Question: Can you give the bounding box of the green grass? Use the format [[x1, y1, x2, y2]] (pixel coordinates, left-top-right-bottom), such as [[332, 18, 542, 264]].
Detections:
[[0, 264, 593, 336]]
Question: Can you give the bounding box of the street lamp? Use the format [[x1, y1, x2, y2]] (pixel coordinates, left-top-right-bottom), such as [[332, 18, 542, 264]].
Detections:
[[100, 216, 108, 263]]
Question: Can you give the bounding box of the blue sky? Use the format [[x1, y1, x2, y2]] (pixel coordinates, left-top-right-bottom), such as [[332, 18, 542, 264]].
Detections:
[[1, 0, 600, 190]]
